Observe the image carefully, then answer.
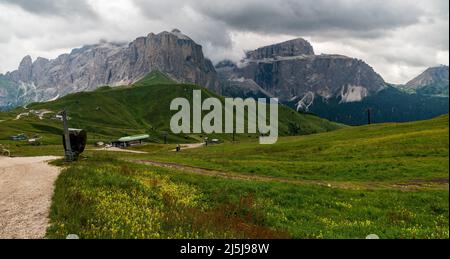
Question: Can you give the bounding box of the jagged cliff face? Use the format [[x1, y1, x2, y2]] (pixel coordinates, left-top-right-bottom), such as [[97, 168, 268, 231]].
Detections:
[[244, 38, 314, 60], [0, 29, 218, 108], [215, 38, 447, 125], [219, 38, 386, 106], [237, 54, 386, 102]]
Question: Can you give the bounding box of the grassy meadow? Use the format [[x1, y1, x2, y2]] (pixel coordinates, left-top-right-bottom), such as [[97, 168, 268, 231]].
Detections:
[[42, 115, 449, 239]]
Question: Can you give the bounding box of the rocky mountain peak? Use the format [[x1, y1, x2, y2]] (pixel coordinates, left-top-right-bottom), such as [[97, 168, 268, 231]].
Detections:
[[0, 30, 219, 108], [220, 38, 385, 103], [16, 55, 33, 82], [245, 38, 315, 60], [155, 29, 192, 41], [403, 65, 449, 96], [406, 65, 449, 90], [19, 55, 32, 67]]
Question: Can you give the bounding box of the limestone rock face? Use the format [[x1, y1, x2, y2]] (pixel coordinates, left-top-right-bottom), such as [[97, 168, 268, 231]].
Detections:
[[245, 38, 314, 60], [218, 38, 386, 105], [17, 55, 33, 82], [238, 54, 385, 102], [1, 30, 219, 108]]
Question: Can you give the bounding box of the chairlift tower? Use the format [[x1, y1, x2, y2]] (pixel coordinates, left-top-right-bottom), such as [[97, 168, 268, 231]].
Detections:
[[61, 109, 75, 161], [162, 131, 168, 144], [366, 108, 372, 125]]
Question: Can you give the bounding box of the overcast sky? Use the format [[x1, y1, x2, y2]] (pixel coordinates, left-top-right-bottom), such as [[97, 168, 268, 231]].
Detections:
[[0, 0, 448, 84]]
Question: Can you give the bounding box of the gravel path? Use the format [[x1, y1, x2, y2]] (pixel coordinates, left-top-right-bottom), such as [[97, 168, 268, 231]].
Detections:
[[171, 143, 205, 152], [88, 147, 148, 154], [0, 156, 60, 239]]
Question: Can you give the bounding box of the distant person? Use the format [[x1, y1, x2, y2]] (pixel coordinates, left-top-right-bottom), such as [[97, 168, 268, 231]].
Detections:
[[204, 137, 208, 147], [176, 144, 181, 152]]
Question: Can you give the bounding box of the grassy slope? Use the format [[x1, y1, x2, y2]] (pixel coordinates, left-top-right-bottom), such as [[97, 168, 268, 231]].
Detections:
[[0, 71, 342, 146], [47, 115, 449, 239], [131, 114, 449, 183]]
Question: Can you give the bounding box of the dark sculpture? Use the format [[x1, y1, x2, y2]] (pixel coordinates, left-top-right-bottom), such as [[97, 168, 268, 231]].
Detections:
[[62, 129, 87, 159]]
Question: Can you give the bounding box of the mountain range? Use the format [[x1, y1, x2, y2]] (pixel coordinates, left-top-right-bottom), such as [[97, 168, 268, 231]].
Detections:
[[0, 71, 342, 144], [217, 38, 386, 103], [0, 29, 448, 125], [216, 39, 448, 125], [0, 29, 218, 110]]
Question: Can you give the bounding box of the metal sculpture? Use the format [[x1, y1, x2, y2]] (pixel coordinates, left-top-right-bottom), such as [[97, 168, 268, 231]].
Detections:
[[60, 110, 86, 161]]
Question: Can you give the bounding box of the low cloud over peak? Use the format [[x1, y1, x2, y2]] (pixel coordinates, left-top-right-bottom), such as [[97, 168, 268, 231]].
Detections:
[[0, 0, 448, 84]]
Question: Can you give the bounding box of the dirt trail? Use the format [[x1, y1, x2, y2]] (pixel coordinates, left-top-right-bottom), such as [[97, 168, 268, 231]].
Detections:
[[88, 147, 148, 154], [171, 143, 205, 152], [135, 160, 449, 191], [136, 160, 357, 188], [0, 156, 60, 239]]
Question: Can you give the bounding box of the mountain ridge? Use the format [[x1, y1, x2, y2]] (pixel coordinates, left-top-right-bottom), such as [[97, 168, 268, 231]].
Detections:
[[0, 29, 219, 109], [1, 31, 448, 126], [217, 38, 388, 104], [0, 71, 343, 143], [216, 39, 448, 125]]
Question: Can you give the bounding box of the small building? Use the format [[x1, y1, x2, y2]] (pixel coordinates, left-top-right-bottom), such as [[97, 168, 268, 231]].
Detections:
[[111, 134, 149, 148]]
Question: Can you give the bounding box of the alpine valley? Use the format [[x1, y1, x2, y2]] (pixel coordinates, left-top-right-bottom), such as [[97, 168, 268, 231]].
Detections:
[[0, 29, 448, 125]]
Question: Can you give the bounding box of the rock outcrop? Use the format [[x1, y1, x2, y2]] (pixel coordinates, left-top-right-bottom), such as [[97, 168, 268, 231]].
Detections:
[[219, 38, 386, 106], [245, 38, 314, 60], [215, 38, 447, 125], [0, 29, 219, 108]]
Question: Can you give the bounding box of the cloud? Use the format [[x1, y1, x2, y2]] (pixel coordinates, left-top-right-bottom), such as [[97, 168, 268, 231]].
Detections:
[[131, 0, 448, 83], [0, 0, 448, 84], [133, 1, 232, 48], [194, 0, 423, 38], [0, 0, 97, 18]]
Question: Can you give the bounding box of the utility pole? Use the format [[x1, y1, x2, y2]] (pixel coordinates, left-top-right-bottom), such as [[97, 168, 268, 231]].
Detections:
[[366, 108, 372, 125], [162, 131, 168, 144], [61, 109, 74, 161]]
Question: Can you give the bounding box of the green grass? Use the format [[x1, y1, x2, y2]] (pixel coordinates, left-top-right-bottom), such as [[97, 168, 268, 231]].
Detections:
[[127, 115, 449, 183], [46, 115, 449, 239], [47, 154, 448, 239], [47, 155, 289, 239], [149, 164, 448, 239], [132, 71, 176, 86]]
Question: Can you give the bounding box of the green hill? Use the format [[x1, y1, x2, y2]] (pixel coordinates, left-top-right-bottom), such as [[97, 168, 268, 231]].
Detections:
[[0, 71, 342, 144], [142, 114, 449, 182]]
